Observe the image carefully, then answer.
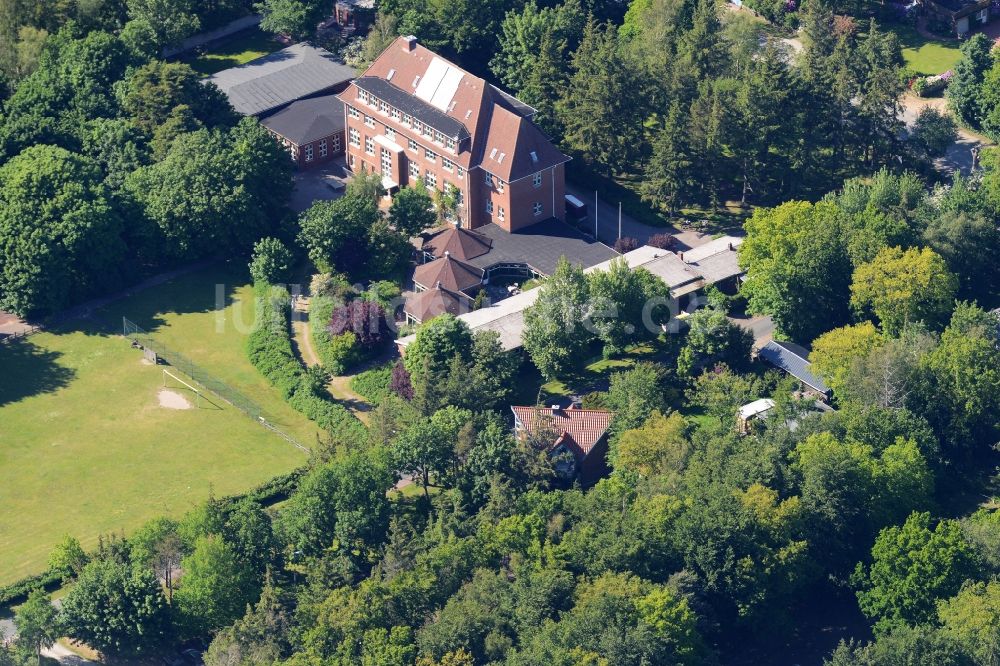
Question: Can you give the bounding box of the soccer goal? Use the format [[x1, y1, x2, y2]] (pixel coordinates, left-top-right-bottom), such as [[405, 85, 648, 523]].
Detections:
[[162, 369, 203, 408]]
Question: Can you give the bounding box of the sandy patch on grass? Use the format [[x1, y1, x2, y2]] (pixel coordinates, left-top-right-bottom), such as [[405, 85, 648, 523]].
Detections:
[[158, 389, 192, 410]]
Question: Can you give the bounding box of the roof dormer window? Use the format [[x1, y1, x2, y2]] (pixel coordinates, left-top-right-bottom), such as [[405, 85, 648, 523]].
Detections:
[[387, 68, 396, 80]]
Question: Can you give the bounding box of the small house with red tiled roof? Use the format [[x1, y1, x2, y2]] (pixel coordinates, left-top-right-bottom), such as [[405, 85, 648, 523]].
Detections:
[[511, 405, 614, 485]]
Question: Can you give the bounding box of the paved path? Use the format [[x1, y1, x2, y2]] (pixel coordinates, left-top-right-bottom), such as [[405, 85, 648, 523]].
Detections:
[[564, 183, 719, 251], [289, 293, 372, 424], [899, 93, 991, 177]]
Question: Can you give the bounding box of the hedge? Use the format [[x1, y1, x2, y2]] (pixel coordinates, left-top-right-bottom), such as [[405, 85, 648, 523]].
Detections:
[[349, 363, 394, 406], [310, 294, 359, 375], [247, 284, 366, 441], [0, 467, 308, 610]]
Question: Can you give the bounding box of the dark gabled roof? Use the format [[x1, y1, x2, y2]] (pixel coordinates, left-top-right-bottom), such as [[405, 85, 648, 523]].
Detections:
[[465, 220, 618, 277], [758, 340, 831, 396], [259, 94, 345, 145], [422, 226, 492, 261], [403, 284, 474, 323], [207, 44, 355, 116], [412, 254, 484, 292], [353, 76, 471, 141]]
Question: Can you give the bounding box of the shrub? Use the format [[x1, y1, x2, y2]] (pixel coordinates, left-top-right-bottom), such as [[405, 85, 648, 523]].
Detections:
[[247, 283, 365, 440], [350, 363, 394, 405], [364, 280, 402, 311], [329, 300, 388, 349], [614, 236, 640, 253], [389, 360, 414, 400], [310, 295, 355, 375], [647, 232, 676, 250]]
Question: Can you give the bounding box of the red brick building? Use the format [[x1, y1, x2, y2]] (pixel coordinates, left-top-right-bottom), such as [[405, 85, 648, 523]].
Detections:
[[260, 94, 345, 169], [337, 36, 570, 233]]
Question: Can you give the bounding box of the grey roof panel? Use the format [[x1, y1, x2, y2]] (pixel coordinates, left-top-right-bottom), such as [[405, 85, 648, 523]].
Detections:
[[207, 43, 356, 116], [260, 94, 345, 144], [353, 76, 470, 140], [466, 220, 618, 276], [759, 340, 831, 395]]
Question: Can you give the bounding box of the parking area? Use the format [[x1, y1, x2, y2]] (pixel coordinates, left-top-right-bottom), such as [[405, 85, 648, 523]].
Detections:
[[290, 159, 350, 213]]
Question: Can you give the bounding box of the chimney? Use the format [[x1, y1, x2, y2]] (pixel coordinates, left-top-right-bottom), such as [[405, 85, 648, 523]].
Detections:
[[435, 281, 442, 290], [728, 242, 733, 251], [444, 250, 450, 258], [679, 251, 684, 261], [403, 35, 417, 52]]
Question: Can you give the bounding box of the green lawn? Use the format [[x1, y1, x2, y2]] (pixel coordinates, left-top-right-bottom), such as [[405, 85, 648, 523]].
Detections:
[[893, 24, 962, 76], [184, 28, 284, 76], [0, 263, 315, 586], [535, 341, 666, 402]]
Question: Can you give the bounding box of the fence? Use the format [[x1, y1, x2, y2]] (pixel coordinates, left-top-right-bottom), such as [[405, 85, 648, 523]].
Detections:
[[0, 325, 42, 344], [122, 317, 309, 453]]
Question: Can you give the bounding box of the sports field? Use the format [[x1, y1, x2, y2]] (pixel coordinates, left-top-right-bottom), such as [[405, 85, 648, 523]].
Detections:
[[0, 264, 316, 586]]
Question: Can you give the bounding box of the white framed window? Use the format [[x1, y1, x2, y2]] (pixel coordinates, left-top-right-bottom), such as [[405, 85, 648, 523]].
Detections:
[[413, 120, 423, 134], [390, 108, 400, 121], [457, 166, 464, 179], [446, 137, 456, 152], [486, 200, 493, 215], [425, 172, 437, 188], [484, 172, 493, 188], [442, 157, 453, 172], [497, 180, 505, 193], [349, 128, 360, 147], [409, 162, 420, 179], [532, 172, 542, 188], [331, 134, 341, 152], [358, 89, 369, 104], [365, 137, 374, 156], [434, 130, 445, 144], [304, 143, 313, 162], [381, 147, 392, 176], [533, 202, 543, 216], [403, 114, 412, 126], [498, 206, 505, 221], [422, 124, 432, 138], [364, 115, 375, 128], [386, 127, 396, 141], [348, 106, 359, 119], [378, 99, 389, 114], [408, 138, 418, 152], [425, 148, 436, 162], [319, 139, 328, 158]]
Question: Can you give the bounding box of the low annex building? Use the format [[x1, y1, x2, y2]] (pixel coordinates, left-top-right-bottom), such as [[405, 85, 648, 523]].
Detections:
[[338, 36, 570, 231], [511, 405, 614, 485], [208, 43, 356, 168]]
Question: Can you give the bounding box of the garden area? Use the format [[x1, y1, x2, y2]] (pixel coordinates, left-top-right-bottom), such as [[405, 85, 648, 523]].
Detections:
[[183, 28, 285, 76], [893, 22, 963, 76], [0, 263, 314, 587]]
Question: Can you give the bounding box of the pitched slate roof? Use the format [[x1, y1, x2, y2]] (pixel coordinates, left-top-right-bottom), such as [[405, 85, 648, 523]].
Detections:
[[758, 340, 831, 396], [353, 76, 470, 140], [422, 226, 492, 261], [465, 220, 618, 277], [511, 406, 614, 459], [259, 94, 345, 145], [208, 44, 356, 116], [403, 284, 474, 323], [412, 254, 484, 293]]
